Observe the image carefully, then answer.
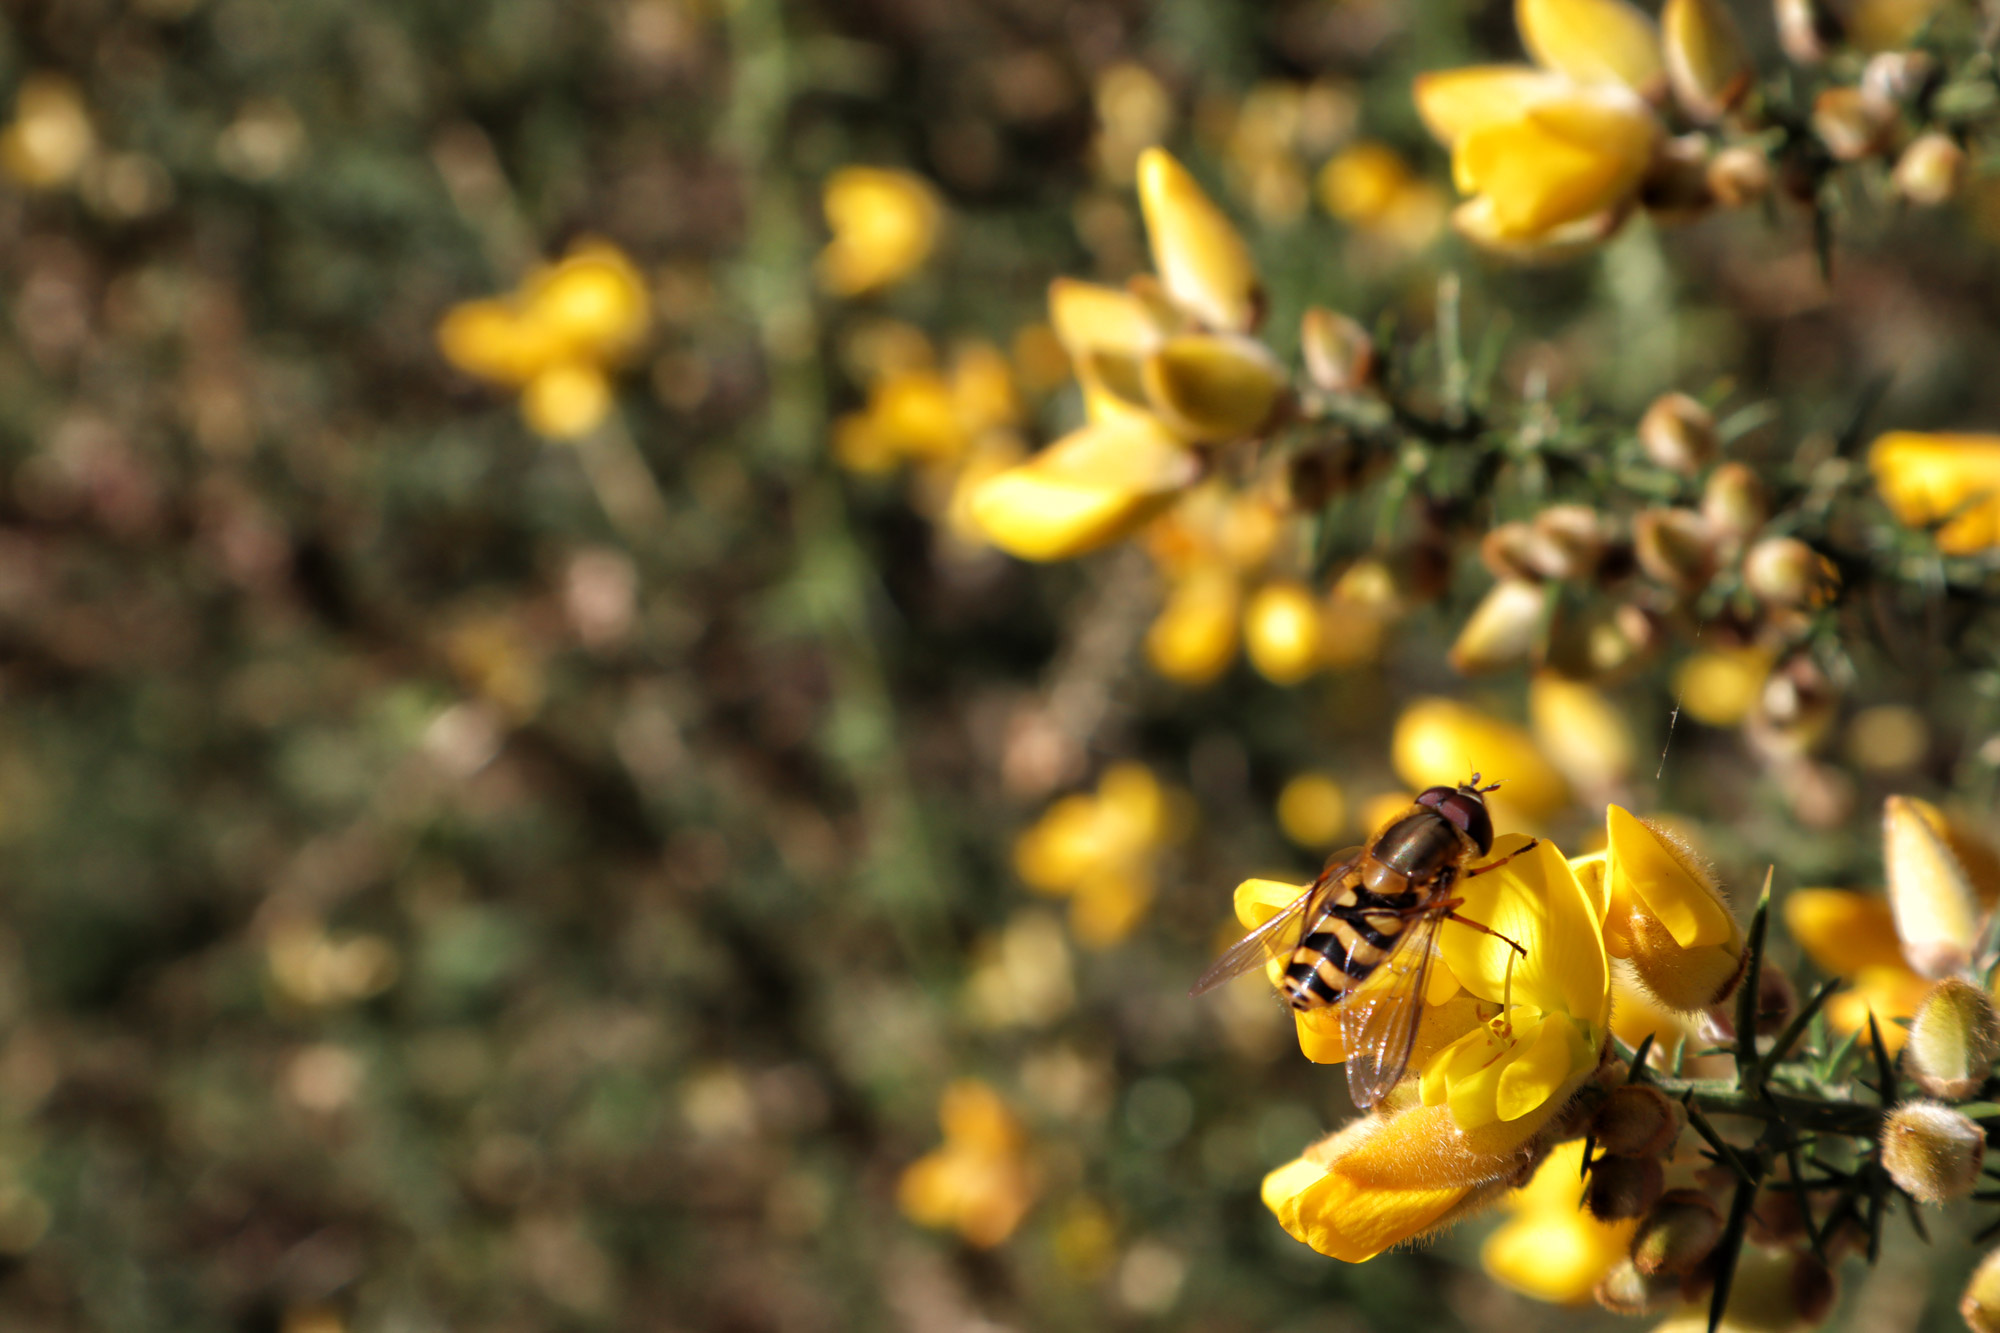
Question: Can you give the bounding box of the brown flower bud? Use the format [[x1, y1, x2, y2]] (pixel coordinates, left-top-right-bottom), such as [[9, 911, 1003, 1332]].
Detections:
[[1813, 86, 1898, 162], [1593, 1083, 1682, 1158], [1706, 146, 1772, 209], [1633, 1188, 1724, 1276], [1862, 50, 1939, 105], [1639, 392, 1717, 475], [1528, 504, 1609, 580], [1881, 1100, 1986, 1203], [1907, 977, 2000, 1101], [1595, 1256, 1694, 1314], [1775, 0, 1842, 65], [1748, 1180, 1807, 1245], [1588, 1154, 1666, 1221], [1963, 1247, 2000, 1333], [1894, 132, 1966, 208], [1700, 461, 1766, 549], [1641, 134, 1715, 222], [1790, 1253, 1838, 1326], [1480, 522, 1542, 583], [1744, 536, 1839, 610], [1747, 654, 1838, 759], [1299, 306, 1375, 396], [1634, 508, 1718, 595]]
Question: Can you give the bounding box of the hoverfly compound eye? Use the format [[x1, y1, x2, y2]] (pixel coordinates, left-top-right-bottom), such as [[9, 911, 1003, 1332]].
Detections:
[[1413, 786, 1455, 811], [1436, 789, 1496, 855]]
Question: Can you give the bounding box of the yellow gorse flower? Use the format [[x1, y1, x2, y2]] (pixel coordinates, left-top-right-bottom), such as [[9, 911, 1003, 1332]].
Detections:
[[970, 149, 1281, 561], [1414, 0, 1664, 250], [897, 1080, 1038, 1247], [817, 166, 942, 297], [1013, 763, 1178, 946], [1588, 806, 1745, 1012], [1481, 1140, 1636, 1303], [436, 240, 650, 440], [1869, 431, 2000, 555]]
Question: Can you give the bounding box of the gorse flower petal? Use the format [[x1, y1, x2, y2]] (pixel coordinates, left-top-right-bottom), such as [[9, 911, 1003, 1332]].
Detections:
[[1136, 148, 1261, 334], [1516, 0, 1666, 93], [1870, 432, 2000, 555], [1601, 807, 1744, 1012], [818, 166, 942, 296], [1783, 888, 1906, 978], [969, 415, 1200, 561], [1481, 1141, 1636, 1304], [1451, 84, 1657, 240], [1414, 66, 1572, 145], [1884, 794, 1980, 979]]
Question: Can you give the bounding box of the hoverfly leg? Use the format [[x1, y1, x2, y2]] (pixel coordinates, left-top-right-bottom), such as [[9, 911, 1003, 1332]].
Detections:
[[1434, 898, 1529, 958], [1463, 838, 1540, 879]]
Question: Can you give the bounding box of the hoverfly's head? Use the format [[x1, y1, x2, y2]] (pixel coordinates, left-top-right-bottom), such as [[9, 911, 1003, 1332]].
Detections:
[[1414, 773, 1499, 855]]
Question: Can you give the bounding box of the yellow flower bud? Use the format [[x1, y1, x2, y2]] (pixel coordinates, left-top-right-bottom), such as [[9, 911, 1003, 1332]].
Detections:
[[1516, 0, 1667, 95], [1705, 145, 1771, 209], [818, 166, 942, 297], [1449, 578, 1546, 674], [1631, 1188, 1721, 1276], [969, 416, 1200, 561], [1964, 1248, 2000, 1333], [523, 242, 651, 362], [1633, 507, 1717, 594], [1444, 80, 1660, 245], [1894, 132, 1966, 208], [1812, 87, 1897, 163], [1884, 794, 1980, 979], [1870, 431, 2000, 555], [1244, 580, 1322, 685], [1299, 306, 1376, 395], [1742, 536, 1839, 610], [1638, 391, 1716, 474], [1145, 568, 1241, 685], [1881, 1100, 1986, 1203], [521, 362, 614, 440], [1673, 646, 1772, 727], [1276, 773, 1348, 849], [1907, 978, 2000, 1101], [1135, 148, 1261, 334], [1392, 698, 1569, 823], [1530, 673, 1636, 794], [438, 298, 565, 386], [1602, 806, 1746, 1012], [1139, 334, 1285, 442], [1660, 0, 1747, 124]]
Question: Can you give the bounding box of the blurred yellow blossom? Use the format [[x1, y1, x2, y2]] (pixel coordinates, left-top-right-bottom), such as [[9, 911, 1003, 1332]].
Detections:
[[898, 1080, 1038, 1247], [1415, 0, 1663, 251], [1673, 646, 1773, 727], [817, 166, 942, 297], [0, 75, 94, 189], [1482, 1140, 1635, 1303], [437, 240, 650, 440], [1869, 432, 2000, 555], [1391, 697, 1569, 826], [1317, 141, 1448, 252], [1276, 772, 1348, 849], [1785, 887, 1931, 1053], [1093, 63, 1173, 185], [1014, 763, 1178, 946]]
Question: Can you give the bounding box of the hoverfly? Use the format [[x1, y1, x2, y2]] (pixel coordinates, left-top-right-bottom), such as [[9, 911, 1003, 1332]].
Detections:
[[1191, 775, 1534, 1109]]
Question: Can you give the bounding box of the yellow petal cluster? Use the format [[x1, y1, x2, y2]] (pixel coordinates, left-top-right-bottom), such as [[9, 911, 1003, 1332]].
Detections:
[[1596, 806, 1745, 1012], [969, 149, 1278, 562], [1014, 764, 1177, 946], [1481, 1140, 1636, 1303], [1870, 432, 2000, 555], [1414, 0, 1664, 250], [436, 241, 650, 440], [897, 1080, 1038, 1247], [817, 166, 942, 297]]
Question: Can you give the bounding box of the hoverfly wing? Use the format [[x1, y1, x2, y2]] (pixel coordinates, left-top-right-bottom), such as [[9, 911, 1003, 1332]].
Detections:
[[1336, 903, 1446, 1110], [1189, 852, 1358, 998]]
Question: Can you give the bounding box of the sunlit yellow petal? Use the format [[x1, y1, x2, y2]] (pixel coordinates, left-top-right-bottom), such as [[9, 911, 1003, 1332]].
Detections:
[[819, 166, 942, 296], [1517, 0, 1666, 93], [1605, 806, 1735, 950], [1414, 65, 1569, 145], [1483, 1207, 1635, 1304], [1136, 148, 1261, 333], [1497, 1010, 1586, 1122], [969, 416, 1200, 561], [1147, 567, 1242, 685], [1391, 698, 1569, 825], [1783, 889, 1905, 979], [1870, 432, 2000, 556], [1456, 85, 1657, 238], [1885, 794, 1981, 978]]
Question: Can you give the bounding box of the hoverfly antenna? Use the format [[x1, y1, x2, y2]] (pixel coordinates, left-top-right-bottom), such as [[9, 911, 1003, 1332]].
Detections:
[[1474, 775, 1503, 794]]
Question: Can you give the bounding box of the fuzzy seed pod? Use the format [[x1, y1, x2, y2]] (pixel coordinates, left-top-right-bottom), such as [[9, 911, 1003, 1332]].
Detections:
[[1448, 578, 1545, 674], [1632, 1188, 1723, 1276], [1746, 655, 1838, 761], [1907, 978, 2000, 1101], [1812, 87, 1898, 163], [1299, 306, 1376, 395], [1881, 1100, 1986, 1204], [1634, 508, 1717, 595], [1894, 132, 1966, 208], [1639, 392, 1717, 475], [1593, 1083, 1682, 1158], [1588, 1154, 1666, 1221], [1595, 1256, 1694, 1315], [1743, 536, 1839, 609], [1862, 51, 1939, 106], [1707, 146, 1772, 210], [1528, 505, 1609, 581], [1480, 522, 1542, 583], [1700, 462, 1766, 550], [1963, 1247, 2000, 1333]]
